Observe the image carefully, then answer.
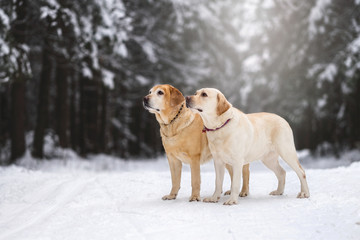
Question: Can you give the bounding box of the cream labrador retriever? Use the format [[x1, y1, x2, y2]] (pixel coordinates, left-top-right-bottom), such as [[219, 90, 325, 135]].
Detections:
[[143, 84, 250, 201], [186, 88, 310, 205]]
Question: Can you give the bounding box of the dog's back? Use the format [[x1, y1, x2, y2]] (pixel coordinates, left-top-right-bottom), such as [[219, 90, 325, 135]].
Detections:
[[245, 112, 296, 160]]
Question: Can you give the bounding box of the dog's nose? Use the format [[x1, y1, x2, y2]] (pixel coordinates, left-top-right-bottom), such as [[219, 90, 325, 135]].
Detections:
[[143, 97, 149, 104]]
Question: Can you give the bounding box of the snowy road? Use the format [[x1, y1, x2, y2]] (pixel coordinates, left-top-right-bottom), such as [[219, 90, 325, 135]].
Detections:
[[0, 159, 360, 240]]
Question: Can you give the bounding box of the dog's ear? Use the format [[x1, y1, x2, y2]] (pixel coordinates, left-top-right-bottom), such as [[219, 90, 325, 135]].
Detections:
[[216, 93, 231, 116], [170, 86, 184, 107]]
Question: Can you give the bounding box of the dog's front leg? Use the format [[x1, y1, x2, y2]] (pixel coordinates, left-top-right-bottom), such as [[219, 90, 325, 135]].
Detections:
[[224, 164, 250, 197], [162, 156, 182, 200], [189, 160, 201, 202], [203, 159, 224, 203], [224, 161, 243, 205]]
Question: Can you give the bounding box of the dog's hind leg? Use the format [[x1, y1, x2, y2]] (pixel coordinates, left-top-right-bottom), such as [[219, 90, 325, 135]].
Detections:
[[224, 164, 233, 196], [275, 131, 310, 198], [261, 152, 286, 196], [278, 148, 310, 198], [240, 164, 250, 197]]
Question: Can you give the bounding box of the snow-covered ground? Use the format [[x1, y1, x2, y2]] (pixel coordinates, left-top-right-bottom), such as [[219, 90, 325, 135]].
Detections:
[[1, 151, 360, 240]]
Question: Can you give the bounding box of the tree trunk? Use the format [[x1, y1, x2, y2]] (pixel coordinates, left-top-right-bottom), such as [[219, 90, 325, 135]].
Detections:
[[55, 59, 69, 148], [10, 80, 26, 162], [99, 84, 107, 152], [79, 76, 99, 155], [10, 0, 28, 163], [0, 84, 10, 162], [79, 77, 86, 155], [70, 72, 78, 152], [32, 49, 52, 159]]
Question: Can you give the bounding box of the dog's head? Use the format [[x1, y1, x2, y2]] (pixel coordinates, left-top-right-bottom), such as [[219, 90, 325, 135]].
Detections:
[[186, 88, 231, 116], [143, 84, 184, 114]]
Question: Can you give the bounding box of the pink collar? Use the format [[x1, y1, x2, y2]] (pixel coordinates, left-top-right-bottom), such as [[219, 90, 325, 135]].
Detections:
[[202, 118, 231, 133]]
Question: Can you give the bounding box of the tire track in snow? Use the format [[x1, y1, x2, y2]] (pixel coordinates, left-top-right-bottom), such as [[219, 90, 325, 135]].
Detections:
[[0, 178, 74, 226], [0, 177, 96, 240]]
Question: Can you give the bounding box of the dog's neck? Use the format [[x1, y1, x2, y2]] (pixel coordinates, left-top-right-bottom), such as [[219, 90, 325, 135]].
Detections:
[[201, 107, 234, 130], [157, 104, 196, 138], [155, 102, 185, 126]]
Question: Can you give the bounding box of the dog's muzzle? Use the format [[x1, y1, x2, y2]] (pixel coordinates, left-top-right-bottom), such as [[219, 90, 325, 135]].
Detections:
[[143, 97, 150, 108], [143, 97, 160, 112]]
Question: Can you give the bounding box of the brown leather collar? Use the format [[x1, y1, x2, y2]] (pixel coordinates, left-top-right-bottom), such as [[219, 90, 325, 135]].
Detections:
[[162, 104, 184, 126]]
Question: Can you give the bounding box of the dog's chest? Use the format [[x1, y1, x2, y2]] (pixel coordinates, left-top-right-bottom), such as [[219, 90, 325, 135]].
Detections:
[[207, 130, 247, 164], [207, 137, 231, 161], [176, 151, 191, 164], [162, 135, 192, 163], [162, 135, 179, 151]]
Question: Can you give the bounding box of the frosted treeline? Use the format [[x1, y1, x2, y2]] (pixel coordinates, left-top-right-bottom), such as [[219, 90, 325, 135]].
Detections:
[[0, 0, 359, 162]]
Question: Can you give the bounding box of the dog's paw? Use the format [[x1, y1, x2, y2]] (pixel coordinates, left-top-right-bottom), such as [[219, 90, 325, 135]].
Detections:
[[269, 190, 283, 196], [162, 194, 177, 200], [225, 190, 248, 197], [189, 195, 201, 202], [297, 191, 310, 198], [239, 191, 249, 197], [223, 198, 238, 205], [203, 196, 220, 203]]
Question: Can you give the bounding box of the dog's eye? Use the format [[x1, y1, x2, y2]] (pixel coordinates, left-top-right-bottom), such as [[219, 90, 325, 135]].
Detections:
[[149, 90, 152, 94], [158, 91, 164, 96], [201, 92, 208, 97]]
